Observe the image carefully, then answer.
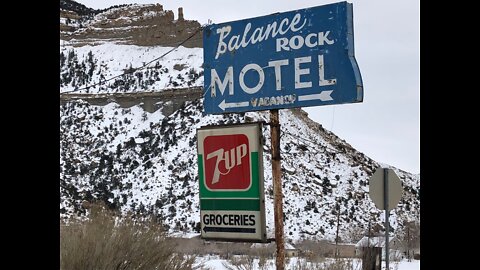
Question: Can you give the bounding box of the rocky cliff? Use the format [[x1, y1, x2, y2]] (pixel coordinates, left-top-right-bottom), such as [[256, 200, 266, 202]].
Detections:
[[60, 1, 202, 47]]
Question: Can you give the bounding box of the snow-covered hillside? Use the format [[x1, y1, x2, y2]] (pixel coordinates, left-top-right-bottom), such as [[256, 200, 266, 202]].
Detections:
[[60, 42, 203, 93], [59, 3, 420, 244], [60, 97, 420, 242]]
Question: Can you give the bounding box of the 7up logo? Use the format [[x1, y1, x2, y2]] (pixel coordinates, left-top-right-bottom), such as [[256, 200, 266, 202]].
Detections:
[[203, 134, 251, 190]]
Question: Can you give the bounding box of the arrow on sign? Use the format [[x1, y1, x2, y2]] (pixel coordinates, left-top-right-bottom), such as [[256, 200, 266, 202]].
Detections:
[[203, 226, 256, 234], [219, 100, 249, 111], [298, 90, 334, 102]]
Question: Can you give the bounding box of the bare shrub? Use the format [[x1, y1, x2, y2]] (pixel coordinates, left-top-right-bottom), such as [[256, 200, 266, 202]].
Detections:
[[344, 226, 367, 243], [173, 63, 186, 71], [323, 259, 356, 270], [291, 258, 361, 270], [223, 255, 256, 270], [60, 202, 199, 270], [296, 239, 331, 259], [255, 246, 273, 270], [290, 258, 324, 270]]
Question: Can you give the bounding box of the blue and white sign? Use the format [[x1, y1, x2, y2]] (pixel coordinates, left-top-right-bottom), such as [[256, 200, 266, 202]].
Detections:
[[203, 1, 363, 114]]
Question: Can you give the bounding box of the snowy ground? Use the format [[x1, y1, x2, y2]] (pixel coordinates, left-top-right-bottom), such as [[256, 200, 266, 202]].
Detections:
[[193, 255, 420, 270]]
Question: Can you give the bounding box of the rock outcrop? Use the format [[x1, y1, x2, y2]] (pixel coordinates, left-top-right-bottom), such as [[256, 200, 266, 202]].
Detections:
[[60, 3, 202, 48]]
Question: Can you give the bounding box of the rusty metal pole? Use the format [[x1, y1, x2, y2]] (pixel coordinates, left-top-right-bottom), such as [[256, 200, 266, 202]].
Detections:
[[270, 109, 285, 270]]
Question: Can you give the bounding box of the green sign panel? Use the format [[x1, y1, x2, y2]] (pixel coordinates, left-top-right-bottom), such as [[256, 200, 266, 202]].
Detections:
[[197, 122, 266, 241]]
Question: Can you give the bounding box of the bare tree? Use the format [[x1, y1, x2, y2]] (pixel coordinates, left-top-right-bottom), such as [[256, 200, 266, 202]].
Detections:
[[398, 219, 420, 261]]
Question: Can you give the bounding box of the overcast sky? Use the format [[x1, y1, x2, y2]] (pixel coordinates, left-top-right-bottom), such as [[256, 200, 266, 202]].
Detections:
[[73, 0, 420, 174]]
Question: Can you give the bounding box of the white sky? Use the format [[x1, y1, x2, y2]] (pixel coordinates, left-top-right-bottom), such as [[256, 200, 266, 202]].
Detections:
[[73, 0, 420, 174]]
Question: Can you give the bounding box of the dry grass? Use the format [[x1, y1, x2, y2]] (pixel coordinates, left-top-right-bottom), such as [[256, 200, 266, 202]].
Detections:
[[60, 202, 198, 270]]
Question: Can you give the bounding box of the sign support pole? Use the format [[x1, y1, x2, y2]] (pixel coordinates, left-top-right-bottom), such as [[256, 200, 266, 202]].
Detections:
[[383, 168, 390, 270], [270, 109, 285, 270]]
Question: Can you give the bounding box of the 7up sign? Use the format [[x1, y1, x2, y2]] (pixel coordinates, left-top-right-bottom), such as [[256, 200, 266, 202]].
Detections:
[[204, 134, 250, 190], [197, 122, 266, 242]]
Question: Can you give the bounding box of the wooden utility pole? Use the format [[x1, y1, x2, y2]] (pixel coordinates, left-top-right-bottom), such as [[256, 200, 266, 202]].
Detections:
[[270, 109, 285, 270], [335, 201, 340, 259], [407, 223, 410, 261]]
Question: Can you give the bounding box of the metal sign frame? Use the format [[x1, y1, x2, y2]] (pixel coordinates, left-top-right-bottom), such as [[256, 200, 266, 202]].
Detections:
[[197, 122, 267, 242]]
